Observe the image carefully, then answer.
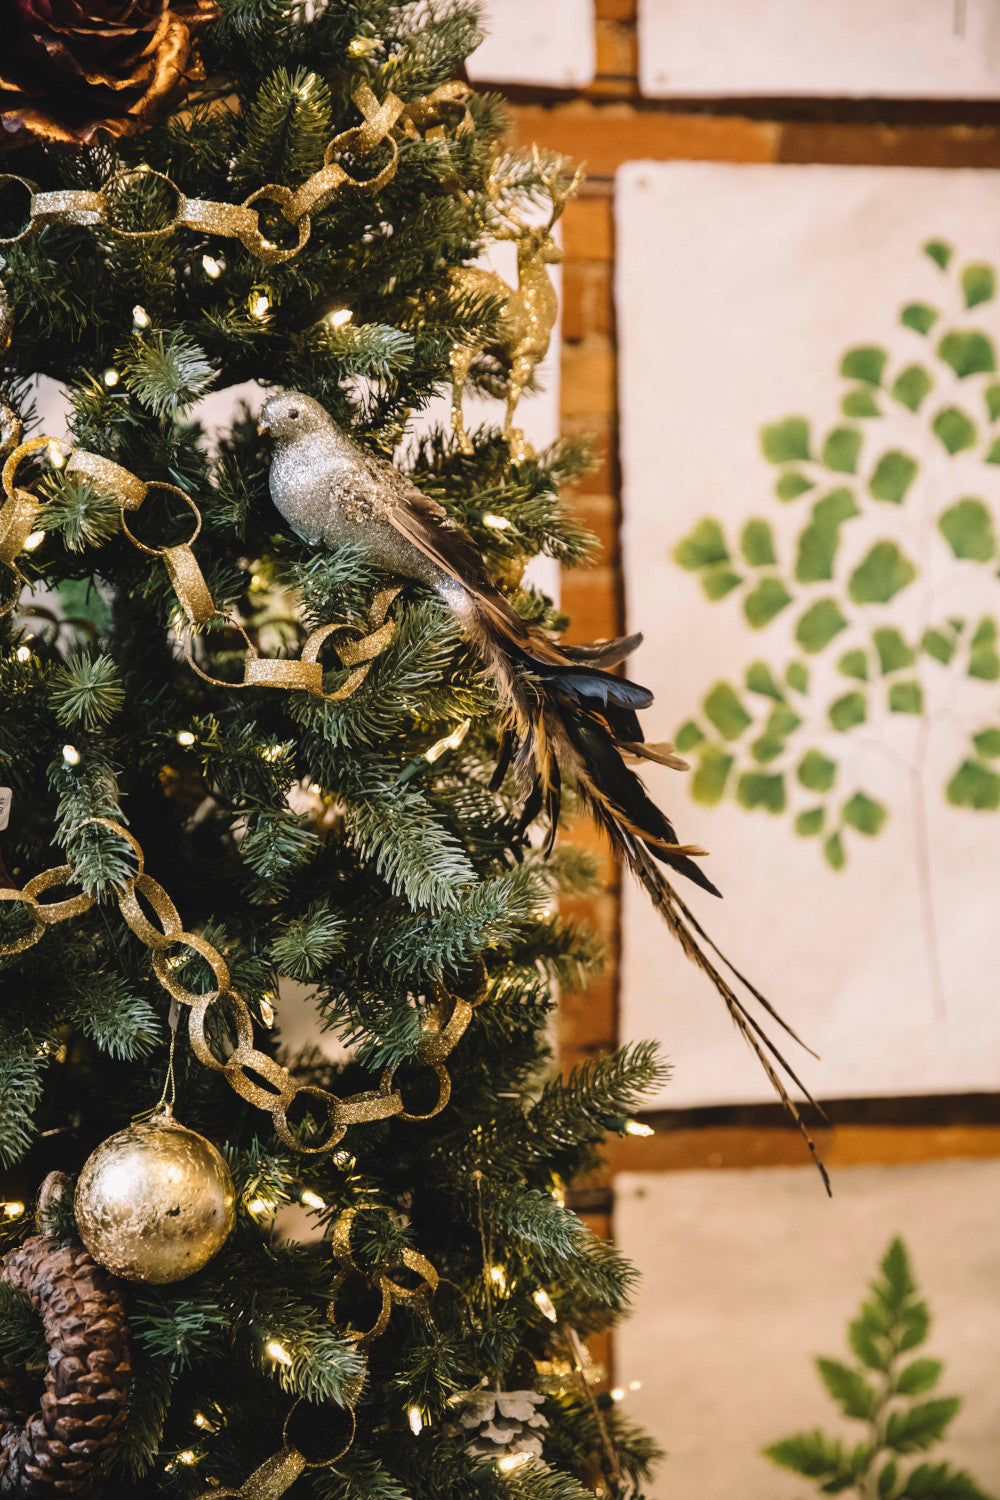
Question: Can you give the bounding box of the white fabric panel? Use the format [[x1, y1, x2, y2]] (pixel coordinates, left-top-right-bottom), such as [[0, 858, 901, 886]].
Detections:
[[639, 0, 1000, 99], [615, 1160, 1000, 1499], [617, 161, 1000, 1106], [468, 0, 595, 89]]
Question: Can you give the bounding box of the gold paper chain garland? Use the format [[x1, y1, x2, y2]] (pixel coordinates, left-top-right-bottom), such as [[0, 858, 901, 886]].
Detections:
[[1, 436, 401, 698], [0, 85, 401, 263], [0, 818, 489, 1152], [194, 1400, 357, 1500], [329, 1205, 439, 1346], [0, 81, 474, 263]]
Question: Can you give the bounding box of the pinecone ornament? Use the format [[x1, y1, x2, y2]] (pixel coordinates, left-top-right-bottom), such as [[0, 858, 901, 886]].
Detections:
[[446, 1388, 548, 1462], [0, 1220, 131, 1495]]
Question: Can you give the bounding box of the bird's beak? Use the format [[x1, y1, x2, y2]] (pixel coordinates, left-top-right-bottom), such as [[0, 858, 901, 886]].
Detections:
[[257, 418, 269, 437]]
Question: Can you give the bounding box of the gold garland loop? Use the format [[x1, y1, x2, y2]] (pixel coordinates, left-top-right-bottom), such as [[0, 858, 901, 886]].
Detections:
[[1, 437, 400, 700], [328, 1205, 439, 1347], [0, 82, 475, 264], [0, 819, 489, 1152], [195, 1400, 357, 1500]]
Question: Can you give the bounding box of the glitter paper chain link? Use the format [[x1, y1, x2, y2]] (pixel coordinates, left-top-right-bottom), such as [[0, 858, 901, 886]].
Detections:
[[1, 436, 401, 699], [0, 84, 405, 263], [0, 819, 489, 1152], [328, 1206, 439, 1346], [0, 81, 474, 265]]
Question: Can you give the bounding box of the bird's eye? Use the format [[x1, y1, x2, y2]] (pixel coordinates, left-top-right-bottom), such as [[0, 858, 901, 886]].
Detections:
[[288, 408, 299, 420]]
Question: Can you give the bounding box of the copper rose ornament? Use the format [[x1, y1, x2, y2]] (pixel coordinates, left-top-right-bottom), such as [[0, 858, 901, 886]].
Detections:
[[0, 0, 220, 150]]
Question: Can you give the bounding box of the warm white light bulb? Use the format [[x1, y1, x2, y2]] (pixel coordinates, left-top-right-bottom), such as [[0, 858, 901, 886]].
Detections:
[[177, 1450, 196, 1465], [62, 744, 80, 766], [262, 745, 282, 762], [408, 1407, 423, 1434], [267, 1340, 292, 1365], [24, 530, 45, 551], [328, 308, 353, 327], [482, 512, 511, 531], [251, 293, 270, 319], [248, 1197, 276, 1215], [47, 439, 65, 468], [489, 1265, 507, 1293], [300, 1189, 325, 1209], [15, 645, 30, 662], [260, 994, 276, 1026], [102, 368, 119, 387], [498, 1453, 529, 1472], [132, 304, 150, 329], [202, 255, 223, 278], [2, 1201, 25, 1218], [624, 1119, 654, 1137], [533, 1289, 558, 1323], [610, 1387, 625, 1402], [425, 718, 472, 765], [176, 730, 196, 746]]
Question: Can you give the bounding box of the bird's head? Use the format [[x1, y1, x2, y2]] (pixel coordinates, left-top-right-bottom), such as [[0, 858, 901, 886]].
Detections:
[[258, 391, 332, 443]]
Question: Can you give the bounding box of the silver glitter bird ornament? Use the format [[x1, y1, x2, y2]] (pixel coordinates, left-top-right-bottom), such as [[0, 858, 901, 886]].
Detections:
[[259, 391, 827, 1184]]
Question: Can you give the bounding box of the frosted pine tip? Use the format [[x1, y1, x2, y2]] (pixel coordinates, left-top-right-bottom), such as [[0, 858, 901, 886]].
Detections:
[[408, 1408, 423, 1435], [624, 1119, 654, 1137]]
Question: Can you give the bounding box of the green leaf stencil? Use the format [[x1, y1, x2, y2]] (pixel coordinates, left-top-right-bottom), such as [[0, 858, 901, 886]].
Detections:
[[671, 238, 1000, 901]]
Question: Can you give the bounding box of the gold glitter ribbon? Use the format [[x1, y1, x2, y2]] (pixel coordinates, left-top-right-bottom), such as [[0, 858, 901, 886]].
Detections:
[[1, 438, 399, 702], [0, 820, 481, 1154], [328, 1207, 439, 1346], [0, 87, 402, 263], [196, 1401, 357, 1499]]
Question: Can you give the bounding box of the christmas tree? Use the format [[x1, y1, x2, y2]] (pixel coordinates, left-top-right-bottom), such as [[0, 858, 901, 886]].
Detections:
[[0, 2, 811, 1495]]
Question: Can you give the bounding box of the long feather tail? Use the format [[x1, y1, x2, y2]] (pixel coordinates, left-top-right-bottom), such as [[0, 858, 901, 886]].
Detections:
[[461, 589, 830, 1191]]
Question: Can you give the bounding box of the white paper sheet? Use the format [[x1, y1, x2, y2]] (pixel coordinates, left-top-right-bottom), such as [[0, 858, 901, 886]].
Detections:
[[618, 161, 1000, 1106], [639, 0, 1000, 99], [468, 0, 595, 89], [615, 1161, 1000, 1499]]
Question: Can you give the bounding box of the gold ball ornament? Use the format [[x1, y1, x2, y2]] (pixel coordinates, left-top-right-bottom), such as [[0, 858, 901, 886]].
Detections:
[[74, 1107, 235, 1283]]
